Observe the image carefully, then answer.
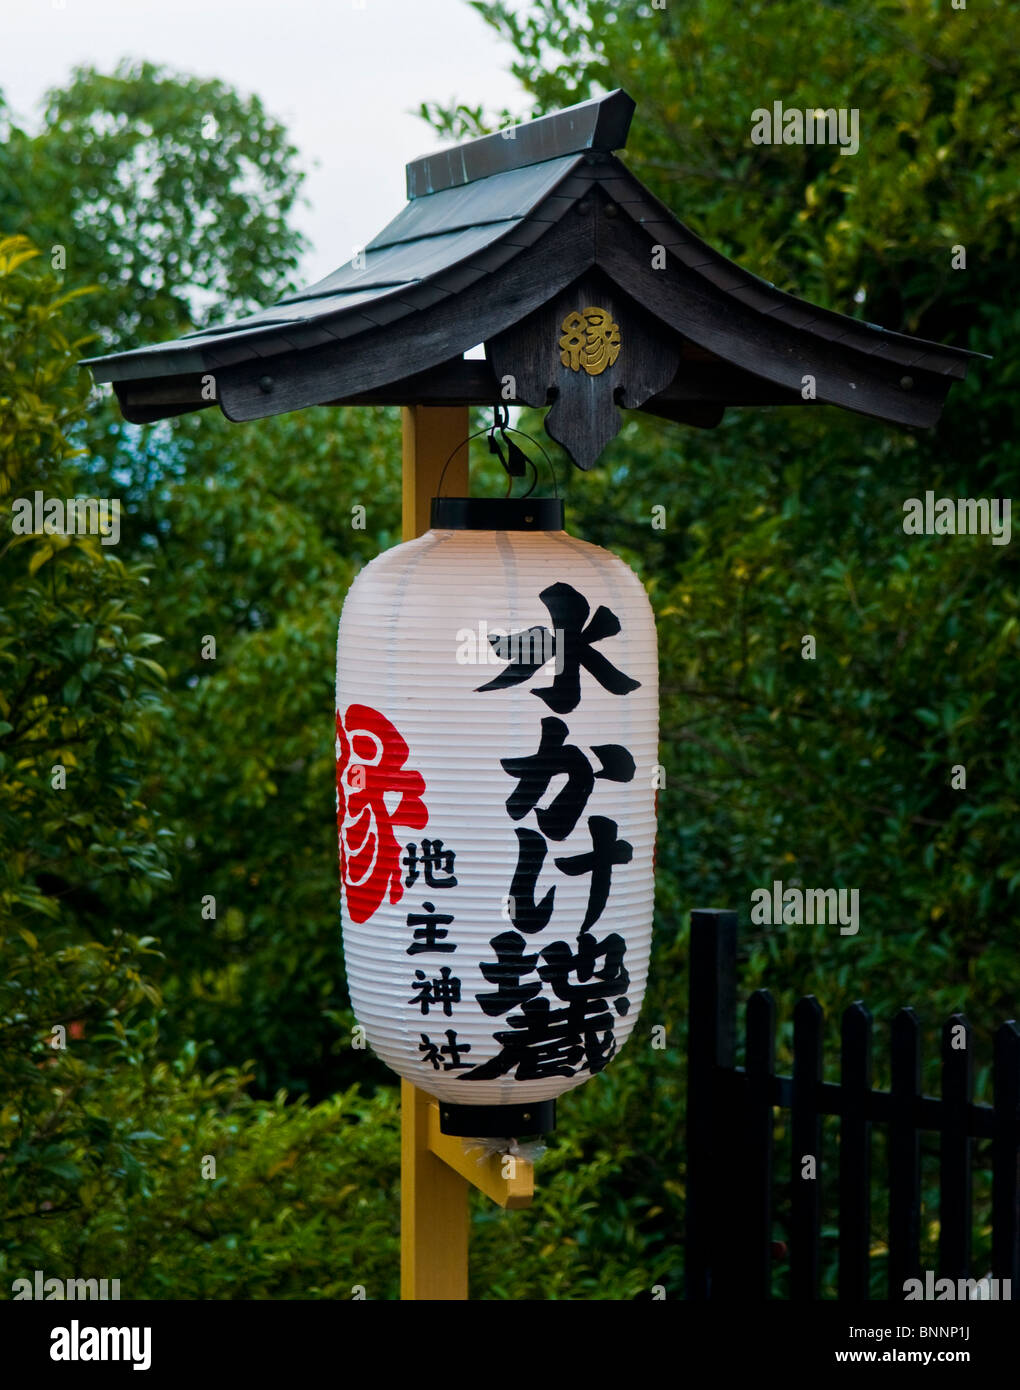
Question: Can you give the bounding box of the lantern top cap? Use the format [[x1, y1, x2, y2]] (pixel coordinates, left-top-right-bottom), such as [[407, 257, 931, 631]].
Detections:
[[405, 89, 636, 199], [430, 497, 564, 532]]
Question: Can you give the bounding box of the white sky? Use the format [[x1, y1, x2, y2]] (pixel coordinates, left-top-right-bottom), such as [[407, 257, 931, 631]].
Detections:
[[2, 0, 529, 284]]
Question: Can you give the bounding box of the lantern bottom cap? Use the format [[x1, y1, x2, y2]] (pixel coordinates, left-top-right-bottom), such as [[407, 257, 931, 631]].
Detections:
[[437, 1099, 557, 1138]]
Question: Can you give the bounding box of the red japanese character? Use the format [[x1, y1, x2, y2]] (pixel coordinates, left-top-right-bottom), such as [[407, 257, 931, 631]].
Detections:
[[336, 704, 428, 923]]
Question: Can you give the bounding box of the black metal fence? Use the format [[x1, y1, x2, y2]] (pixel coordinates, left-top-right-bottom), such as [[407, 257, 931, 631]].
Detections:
[[685, 909, 1020, 1300]]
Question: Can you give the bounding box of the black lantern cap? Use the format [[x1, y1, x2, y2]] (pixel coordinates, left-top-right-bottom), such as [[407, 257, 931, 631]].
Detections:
[[431, 497, 564, 531], [438, 1099, 556, 1138]]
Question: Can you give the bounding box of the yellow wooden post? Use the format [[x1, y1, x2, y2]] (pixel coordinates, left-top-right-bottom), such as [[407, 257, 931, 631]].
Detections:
[[401, 404, 470, 1301], [401, 404, 469, 543], [399, 404, 535, 1301], [400, 1078, 469, 1299]]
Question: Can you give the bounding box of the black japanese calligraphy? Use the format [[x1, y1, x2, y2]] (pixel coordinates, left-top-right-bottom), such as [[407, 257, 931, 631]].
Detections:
[[477, 930, 542, 1017], [457, 994, 619, 1080], [555, 815, 633, 932], [403, 839, 458, 888], [406, 900, 457, 955], [460, 930, 630, 1080], [476, 582, 640, 713], [419, 1029, 472, 1070], [467, 579, 640, 1082], [538, 930, 630, 1009], [409, 966, 461, 1016], [500, 716, 635, 841], [507, 827, 556, 934]]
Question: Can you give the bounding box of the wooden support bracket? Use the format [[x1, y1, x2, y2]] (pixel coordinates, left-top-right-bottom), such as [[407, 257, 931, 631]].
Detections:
[[427, 1103, 535, 1210]]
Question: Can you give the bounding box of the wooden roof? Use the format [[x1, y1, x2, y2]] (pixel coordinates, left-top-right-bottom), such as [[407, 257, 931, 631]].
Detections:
[[82, 89, 982, 468]]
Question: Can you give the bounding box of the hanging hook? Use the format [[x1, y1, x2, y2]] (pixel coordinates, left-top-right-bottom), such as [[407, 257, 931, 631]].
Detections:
[[434, 409, 560, 502]]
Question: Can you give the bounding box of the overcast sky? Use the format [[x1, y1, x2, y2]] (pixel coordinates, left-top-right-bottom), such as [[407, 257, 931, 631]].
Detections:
[[2, 0, 530, 284]]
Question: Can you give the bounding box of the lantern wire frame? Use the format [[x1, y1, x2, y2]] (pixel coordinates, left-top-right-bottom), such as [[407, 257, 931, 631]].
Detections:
[[435, 405, 560, 503]]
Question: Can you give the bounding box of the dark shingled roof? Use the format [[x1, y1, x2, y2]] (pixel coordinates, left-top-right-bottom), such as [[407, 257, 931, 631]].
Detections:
[[86, 154, 587, 380], [82, 88, 983, 442]]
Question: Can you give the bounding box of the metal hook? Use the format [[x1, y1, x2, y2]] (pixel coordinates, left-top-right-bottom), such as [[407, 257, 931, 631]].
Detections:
[[434, 410, 560, 502]]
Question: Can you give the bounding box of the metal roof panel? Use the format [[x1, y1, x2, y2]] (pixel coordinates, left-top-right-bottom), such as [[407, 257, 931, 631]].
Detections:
[[366, 153, 584, 251], [281, 219, 529, 303]]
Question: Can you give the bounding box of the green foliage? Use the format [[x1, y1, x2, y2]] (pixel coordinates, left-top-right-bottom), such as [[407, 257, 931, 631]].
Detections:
[[129, 404, 402, 1093], [0, 233, 171, 1255], [0, 60, 308, 345], [2, 65, 346, 1094], [0, 235, 171, 923], [0, 237, 399, 1298], [1, 1031, 402, 1299]]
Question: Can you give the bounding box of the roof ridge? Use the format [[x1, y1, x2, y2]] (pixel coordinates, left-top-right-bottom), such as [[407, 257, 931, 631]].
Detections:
[[405, 89, 634, 199]]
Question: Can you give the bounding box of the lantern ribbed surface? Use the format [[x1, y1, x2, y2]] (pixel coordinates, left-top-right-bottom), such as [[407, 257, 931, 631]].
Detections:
[[336, 519, 658, 1108]]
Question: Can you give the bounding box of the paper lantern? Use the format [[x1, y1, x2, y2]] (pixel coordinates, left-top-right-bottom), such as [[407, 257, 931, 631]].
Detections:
[[336, 497, 658, 1135]]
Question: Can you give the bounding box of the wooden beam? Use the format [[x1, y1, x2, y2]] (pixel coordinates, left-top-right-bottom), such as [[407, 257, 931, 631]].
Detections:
[[331, 353, 795, 411], [336, 359, 503, 409], [115, 351, 798, 424], [398, 402, 481, 1305], [641, 400, 726, 430], [114, 375, 214, 424]]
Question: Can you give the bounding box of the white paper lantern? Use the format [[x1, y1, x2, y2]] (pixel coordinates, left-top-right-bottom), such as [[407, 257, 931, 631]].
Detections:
[[336, 498, 658, 1135]]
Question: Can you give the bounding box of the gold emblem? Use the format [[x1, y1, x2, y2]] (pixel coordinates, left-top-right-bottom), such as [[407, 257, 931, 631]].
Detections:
[[558, 306, 621, 376]]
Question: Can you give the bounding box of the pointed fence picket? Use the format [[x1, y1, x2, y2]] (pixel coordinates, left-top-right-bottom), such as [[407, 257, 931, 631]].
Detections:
[[685, 909, 1020, 1300]]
